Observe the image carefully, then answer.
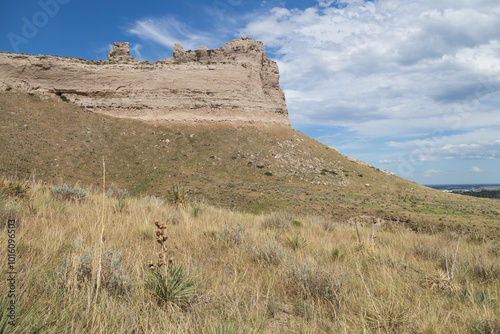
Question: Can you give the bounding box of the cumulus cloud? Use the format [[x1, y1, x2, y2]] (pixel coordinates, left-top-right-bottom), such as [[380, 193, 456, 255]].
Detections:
[[240, 0, 500, 161], [471, 166, 483, 172], [388, 129, 500, 161], [124, 0, 500, 181]]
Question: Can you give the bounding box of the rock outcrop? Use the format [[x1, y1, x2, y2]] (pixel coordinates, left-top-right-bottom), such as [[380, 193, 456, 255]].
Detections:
[[108, 42, 137, 62], [0, 38, 289, 124]]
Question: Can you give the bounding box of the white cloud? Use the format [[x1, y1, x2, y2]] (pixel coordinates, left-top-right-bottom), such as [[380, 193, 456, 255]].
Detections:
[[424, 169, 448, 177], [128, 16, 220, 51], [388, 130, 500, 161], [130, 43, 144, 60], [240, 0, 500, 159], [124, 1, 500, 179], [471, 166, 483, 172], [378, 159, 402, 165]]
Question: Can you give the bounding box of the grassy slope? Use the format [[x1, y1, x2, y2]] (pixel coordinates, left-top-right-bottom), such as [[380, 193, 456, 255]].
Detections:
[[0, 180, 499, 333], [1, 90, 499, 238]]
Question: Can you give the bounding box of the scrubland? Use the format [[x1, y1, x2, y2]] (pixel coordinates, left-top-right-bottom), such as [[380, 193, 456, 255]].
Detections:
[[1, 176, 499, 333]]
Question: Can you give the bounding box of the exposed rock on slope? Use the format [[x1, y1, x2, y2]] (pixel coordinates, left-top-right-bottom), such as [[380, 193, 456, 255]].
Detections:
[[0, 38, 289, 124]]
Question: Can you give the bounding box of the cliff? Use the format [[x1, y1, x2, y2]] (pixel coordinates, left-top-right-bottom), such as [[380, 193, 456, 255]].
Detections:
[[0, 38, 289, 124]]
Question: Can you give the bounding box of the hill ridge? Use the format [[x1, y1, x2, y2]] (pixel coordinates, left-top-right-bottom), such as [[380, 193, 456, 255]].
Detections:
[[1, 90, 499, 238], [0, 37, 289, 124]]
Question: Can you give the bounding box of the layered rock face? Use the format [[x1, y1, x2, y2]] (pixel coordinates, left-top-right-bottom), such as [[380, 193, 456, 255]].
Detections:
[[0, 38, 289, 124]]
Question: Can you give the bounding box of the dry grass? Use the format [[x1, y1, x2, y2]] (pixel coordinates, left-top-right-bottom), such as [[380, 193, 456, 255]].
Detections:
[[3, 90, 500, 239], [0, 179, 499, 333]]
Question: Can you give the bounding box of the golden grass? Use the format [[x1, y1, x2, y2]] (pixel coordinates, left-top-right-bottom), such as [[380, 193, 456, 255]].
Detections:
[[0, 179, 499, 333]]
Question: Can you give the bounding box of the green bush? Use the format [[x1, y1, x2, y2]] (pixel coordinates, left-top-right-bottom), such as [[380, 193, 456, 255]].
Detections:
[[216, 222, 246, 246], [50, 183, 87, 202], [106, 183, 129, 200], [57, 239, 130, 294]]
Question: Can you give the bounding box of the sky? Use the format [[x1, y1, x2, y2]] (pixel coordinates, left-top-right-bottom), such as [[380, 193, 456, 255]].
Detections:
[[1, 0, 499, 185]]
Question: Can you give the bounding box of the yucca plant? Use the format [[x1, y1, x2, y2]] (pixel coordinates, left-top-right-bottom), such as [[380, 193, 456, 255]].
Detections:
[[146, 220, 197, 308], [282, 234, 308, 251], [146, 265, 197, 309], [169, 185, 189, 206]]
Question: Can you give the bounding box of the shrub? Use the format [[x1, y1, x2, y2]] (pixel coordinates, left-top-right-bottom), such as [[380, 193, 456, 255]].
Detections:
[[488, 242, 500, 257], [331, 247, 345, 261], [293, 299, 314, 320], [322, 220, 337, 232], [262, 212, 294, 230], [252, 242, 285, 266], [465, 255, 500, 281], [413, 242, 441, 261], [5, 86, 12, 91], [107, 184, 129, 212], [283, 262, 347, 306], [113, 198, 128, 213], [106, 183, 129, 200], [216, 222, 246, 246], [57, 239, 130, 294], [50, 183, 87, 202], [191, 202, 205, 217]]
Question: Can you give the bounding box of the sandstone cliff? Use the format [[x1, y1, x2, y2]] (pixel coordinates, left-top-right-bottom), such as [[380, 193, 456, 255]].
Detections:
[[0, 38, 289, 124]]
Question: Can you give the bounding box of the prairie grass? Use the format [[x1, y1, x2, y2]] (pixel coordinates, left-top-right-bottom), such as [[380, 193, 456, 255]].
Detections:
[[0, 179, 499, 333]]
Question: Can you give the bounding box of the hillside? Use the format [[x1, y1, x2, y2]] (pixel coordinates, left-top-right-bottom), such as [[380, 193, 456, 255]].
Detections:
[[0, 178, 499, 333], [1, 89, 499, 238]]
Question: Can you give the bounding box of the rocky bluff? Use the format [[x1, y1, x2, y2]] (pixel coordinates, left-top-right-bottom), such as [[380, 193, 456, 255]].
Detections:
[[0, 38, 289, 124]]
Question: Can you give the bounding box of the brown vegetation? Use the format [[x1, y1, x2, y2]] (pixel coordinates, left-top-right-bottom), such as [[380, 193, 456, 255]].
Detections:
[[0, 178, 498, 333]]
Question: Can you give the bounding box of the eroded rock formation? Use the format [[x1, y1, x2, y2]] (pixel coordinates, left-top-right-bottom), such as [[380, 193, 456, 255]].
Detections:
[[0, 38, 289, 124], [108, 42, 137, 62]]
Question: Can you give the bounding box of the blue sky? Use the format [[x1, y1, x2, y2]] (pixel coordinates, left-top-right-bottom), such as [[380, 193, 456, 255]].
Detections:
[[2, 0, 500, 185]]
